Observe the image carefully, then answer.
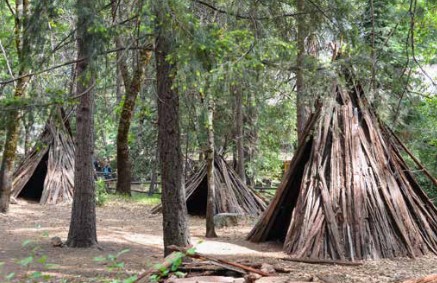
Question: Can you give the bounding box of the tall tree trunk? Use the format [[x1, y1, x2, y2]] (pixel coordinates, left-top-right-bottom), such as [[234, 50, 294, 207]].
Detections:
[[112, 2, 152, 196], [154, 1, 190, 256], [205, 98, 217, 238], [234, 88, 246, 184], [296, 0, 310, 142], [0, 77, 29, 213], [115, 49, 151, 195], [0, 0, 31, 213], [66, 0, 97, 248]]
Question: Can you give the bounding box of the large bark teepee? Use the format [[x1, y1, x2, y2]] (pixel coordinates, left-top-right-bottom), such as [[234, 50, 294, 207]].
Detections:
[[152, 155, 267, 216], [12, 110, 75, 204], [248, 81, 437, 261]]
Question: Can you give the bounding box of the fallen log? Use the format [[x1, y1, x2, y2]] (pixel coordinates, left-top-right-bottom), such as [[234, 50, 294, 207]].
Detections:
[[167, 245, 270, 277], [280, 257, 363, 266]]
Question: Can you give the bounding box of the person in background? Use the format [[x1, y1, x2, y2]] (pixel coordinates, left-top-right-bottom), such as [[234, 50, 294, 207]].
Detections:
[[103, 162, 112, 179]]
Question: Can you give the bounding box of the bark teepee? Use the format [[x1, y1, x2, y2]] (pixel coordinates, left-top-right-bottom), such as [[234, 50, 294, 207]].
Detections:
[[12, 109, 75, 204], [248, 80, 437, 261], [152, 155, 267, 216]]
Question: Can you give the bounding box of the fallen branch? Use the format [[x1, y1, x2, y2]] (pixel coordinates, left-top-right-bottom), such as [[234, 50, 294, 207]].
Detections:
[[167, 245, 269, 277], [135, 251, 183, 283], [400, 274, 437, 283], [280, 257, 363, 266]]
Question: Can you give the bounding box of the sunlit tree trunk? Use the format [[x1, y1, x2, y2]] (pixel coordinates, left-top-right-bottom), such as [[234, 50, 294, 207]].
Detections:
[[66, 0, 97, 248], [205, 97, 217, 238], [154, 1, 190, 256]]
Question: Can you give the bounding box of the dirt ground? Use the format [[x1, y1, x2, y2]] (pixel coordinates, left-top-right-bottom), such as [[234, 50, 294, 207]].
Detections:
[[1, 199, 437, 283]]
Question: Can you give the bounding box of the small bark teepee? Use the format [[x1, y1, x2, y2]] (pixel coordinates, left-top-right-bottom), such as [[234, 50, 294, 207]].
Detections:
[[248, 80, 437, 261], [152, 155, 267, 216], [12, 109, 74, 204]]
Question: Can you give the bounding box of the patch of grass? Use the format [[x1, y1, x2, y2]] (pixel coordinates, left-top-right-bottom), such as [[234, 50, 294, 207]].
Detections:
[[106, 193, 161, 206]]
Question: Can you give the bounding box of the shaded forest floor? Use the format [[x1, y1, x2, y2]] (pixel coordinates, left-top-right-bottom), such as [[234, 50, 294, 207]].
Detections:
[[1, 198, 437, 282]]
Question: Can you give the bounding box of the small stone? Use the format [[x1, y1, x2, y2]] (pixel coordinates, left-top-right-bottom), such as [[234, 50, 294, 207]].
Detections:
[[245, 273, 262, 283], [260, 263, 276, 275], [51, 236, 63, 247]]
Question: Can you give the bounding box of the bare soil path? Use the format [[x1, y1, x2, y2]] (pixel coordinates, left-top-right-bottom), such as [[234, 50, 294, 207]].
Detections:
[[1, 199, 437, 282]]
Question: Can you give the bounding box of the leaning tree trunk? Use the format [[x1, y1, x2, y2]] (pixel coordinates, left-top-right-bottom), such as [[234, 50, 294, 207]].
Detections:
[[205, 98, 217, 238], [66, 0, 97, 248], [154, 1, 190, 256], [0, 0, 31, 213], [112, 1, 152, 196], [115, 49, 152, 195]]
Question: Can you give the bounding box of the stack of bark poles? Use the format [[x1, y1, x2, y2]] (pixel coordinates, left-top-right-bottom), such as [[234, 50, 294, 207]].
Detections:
[[12, 108, 75, 204], [152, 155, 267, 215], [248, 79, 437, 261]]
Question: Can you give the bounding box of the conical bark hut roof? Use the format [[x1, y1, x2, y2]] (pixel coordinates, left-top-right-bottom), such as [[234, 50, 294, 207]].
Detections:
[[151, 155, 267, 215], [12, 110, 74, 204], [248, 81, 437, 261]]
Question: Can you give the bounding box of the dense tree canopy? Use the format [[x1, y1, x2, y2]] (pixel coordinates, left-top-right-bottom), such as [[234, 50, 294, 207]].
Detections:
[[0, 0, 435, 205]]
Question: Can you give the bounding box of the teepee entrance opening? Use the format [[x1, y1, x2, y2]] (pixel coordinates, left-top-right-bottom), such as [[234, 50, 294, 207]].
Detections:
[[186, 177, 208, 215], [18, 152, 49, 201], [266, 139, 314, 242]]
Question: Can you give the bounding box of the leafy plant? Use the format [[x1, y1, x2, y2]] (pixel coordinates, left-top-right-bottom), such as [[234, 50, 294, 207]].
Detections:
[[149, 247, 196, 282], [96, 178, 109, 206]]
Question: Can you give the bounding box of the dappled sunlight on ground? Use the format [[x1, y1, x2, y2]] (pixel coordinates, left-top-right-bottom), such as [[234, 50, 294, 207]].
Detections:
[[2, 199, 437, 282]]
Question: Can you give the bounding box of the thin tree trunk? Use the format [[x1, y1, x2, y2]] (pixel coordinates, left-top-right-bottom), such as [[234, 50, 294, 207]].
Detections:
[[148, 147, 159, 196], [66, 0, 97, 248], [296, 0, 310, 142], [22, 113, 32, 155], [154, 1, 190, 256], [234, 88, 246, 184], [205, 98, 217, 238], [0, 0, 31, 213], [245, 91, 259, 187]]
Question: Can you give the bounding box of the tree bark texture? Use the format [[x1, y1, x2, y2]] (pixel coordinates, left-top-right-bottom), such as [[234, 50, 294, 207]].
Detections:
[[154, 1, 190, 256], [296, 0, 310, 142], [66, 0, 97, 248], [0, 0, 31, 213], [234, 88, 246, 184], [205, 98, 217, 238]]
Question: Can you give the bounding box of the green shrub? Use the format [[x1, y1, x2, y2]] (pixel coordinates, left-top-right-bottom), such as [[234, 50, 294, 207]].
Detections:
[[96, 179, 108, 206]]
